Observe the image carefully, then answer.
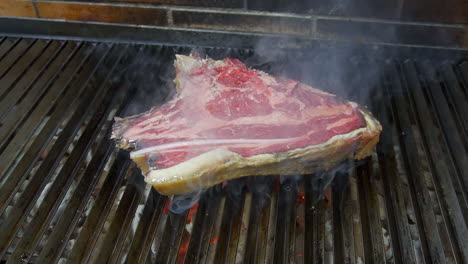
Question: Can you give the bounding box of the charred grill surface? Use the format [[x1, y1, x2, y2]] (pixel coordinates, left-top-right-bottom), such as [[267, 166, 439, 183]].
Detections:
[[0, 36, 467, 263]]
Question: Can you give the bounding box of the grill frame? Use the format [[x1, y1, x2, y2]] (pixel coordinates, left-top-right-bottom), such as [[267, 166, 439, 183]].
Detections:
[[0, 34, 467, 264]]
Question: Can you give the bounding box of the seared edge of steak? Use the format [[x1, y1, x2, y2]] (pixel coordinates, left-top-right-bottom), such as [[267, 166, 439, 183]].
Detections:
[[112, 109, 156, 150], [112, 116, 138, 150]]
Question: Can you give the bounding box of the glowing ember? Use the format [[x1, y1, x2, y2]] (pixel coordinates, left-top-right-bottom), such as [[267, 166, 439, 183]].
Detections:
[[275, 176, 281, 192], [297, 193, 305, 204], [324, 190, 331, 208], [163, 199, 171, 214], [186, 202, 199, 224], [210, 236, 218, 244], [177, 230, 190, 264], [175, 202, 199, 263]]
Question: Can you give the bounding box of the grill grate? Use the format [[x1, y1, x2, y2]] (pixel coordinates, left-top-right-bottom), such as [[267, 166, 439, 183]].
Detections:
[[0, 36, 467, 264]]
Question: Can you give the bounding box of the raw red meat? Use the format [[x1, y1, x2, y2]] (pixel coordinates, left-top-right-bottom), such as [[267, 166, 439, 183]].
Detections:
[[112, 52, 381, 195]]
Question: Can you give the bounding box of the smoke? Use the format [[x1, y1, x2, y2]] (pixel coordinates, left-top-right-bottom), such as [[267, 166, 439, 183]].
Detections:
[[169, 189, 204, 214], [118, 40, 383, 212], [120, 40, 386, 117], [248, 37, 386, 107], [164, 161, 365, 215], [249, 176, 275, 209], [168, 178, 246, 214], [120, 45, 191, 116], [224, 178, 247, 204]]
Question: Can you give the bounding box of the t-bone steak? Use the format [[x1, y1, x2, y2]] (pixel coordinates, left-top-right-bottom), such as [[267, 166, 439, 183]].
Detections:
[[112, 52, 382, 195]]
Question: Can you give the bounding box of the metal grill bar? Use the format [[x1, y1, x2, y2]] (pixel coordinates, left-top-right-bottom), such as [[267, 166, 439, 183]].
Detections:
[[404, 61, 468, 262], [126, 188, 166, 263], [0, 37, 15, 61], [373, 79, 412, 263], [459, 62, 468, 94], [11, 44, 128, 264], [0, 42, 79, 213], [0, 38, 32, 78], [0, 43, 112, 260], [0, 42, 90, 175], [440, 63, 468, 137], [0, 40, 47, 99], [0, 40, 62, 120], [387, 63, 444, 263], [422, 63, 468, 189], [68, 153, 132, 263], [0, 36, 467, 264]]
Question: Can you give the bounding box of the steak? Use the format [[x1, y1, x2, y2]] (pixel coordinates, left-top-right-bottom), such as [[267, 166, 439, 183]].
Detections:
[[112, 52, 382, 195]]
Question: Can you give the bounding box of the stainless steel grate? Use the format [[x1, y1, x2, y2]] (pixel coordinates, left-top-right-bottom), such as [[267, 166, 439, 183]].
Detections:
[[0, 36, 467, 264]]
